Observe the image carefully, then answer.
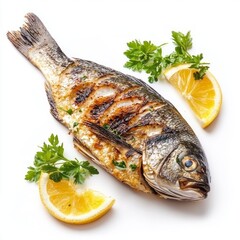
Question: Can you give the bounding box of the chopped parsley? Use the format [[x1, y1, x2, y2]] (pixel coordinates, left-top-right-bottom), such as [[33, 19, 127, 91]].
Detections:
[[66, 108, 73, 115], [112, 160, 127, 170], [130, 164, 137, 171], [73, 122, 79, 128]]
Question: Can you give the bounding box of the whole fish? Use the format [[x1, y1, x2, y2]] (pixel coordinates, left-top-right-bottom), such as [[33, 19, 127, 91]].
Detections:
[[7, 13, 210, 201]]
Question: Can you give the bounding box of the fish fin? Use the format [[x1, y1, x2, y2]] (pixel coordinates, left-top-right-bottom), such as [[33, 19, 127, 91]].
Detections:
[[7, 13, 71, 76], [74, 135, 153, 193], [7, 13, 51, 60], [84, 121, 142, 156]]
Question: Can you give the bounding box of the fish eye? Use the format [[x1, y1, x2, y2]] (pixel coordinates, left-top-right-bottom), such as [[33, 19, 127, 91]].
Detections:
[[177, 154, 198, 172]]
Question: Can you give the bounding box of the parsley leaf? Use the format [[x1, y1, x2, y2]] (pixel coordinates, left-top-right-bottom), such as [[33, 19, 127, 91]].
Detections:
[[124, 31, 209, 82], [73, 122, 79, 128], [172, 31, 192, 52], [112, 160, 127, 170], [25, 134, 99, 184], [59, 107, 74, 115], [129, 164, 137, 171], [25, 166, 41, 182], [66, 109, 73, 115]]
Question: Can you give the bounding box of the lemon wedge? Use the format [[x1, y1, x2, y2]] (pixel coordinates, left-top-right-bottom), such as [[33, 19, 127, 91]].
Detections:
[[39, 173, 115, 224], [164, 64, 222, 128]]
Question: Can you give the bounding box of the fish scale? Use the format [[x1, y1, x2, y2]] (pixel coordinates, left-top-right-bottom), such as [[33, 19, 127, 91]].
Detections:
[[7, 13, 210, 201]]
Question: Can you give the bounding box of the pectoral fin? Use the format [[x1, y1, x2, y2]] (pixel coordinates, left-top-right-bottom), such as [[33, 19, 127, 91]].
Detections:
[[83, 121, 141, 157]]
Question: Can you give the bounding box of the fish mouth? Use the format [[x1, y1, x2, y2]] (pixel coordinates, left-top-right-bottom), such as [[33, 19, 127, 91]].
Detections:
[[179, 177, 210, 198]]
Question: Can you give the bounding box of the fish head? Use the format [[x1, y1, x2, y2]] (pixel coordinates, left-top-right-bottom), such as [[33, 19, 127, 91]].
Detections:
[[143, 134, 210, 201]]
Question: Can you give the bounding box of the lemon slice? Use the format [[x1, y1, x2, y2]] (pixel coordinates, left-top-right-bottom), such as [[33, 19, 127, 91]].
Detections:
[[163, 64, 222, 128], [39, 173, 115, 224]]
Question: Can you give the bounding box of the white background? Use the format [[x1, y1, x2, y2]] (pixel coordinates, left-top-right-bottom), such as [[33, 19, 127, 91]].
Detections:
[[0, 0, 239, 239]]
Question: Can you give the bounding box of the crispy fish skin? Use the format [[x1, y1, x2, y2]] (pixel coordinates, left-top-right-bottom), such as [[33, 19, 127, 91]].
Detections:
[[7, 13, 210, 201]]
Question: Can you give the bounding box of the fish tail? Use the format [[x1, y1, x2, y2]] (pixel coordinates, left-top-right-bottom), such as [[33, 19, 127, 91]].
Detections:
[[7, 13, 72, 80]]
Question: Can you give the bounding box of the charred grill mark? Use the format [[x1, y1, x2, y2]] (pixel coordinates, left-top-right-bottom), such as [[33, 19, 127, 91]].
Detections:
[[126, 102, 168, 130], [134, 112, 155, 127], [75, 86, 93, 104], [68, 59, 166, 104], [126, 102, 165, 131], [90, 100, 114, 120], [100, 97, 144, 126], [109, 112, 136, 134], [109, 112, 135, 129], [81, 85, 117, 121]]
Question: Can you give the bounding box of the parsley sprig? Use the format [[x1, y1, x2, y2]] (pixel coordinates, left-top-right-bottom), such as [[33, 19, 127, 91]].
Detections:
[[124, 31, 209, 83], [25, 134, 99, 184]]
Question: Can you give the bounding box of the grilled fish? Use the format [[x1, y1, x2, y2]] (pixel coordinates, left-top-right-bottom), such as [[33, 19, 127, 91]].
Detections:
[[7, 13, 210, 201]]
